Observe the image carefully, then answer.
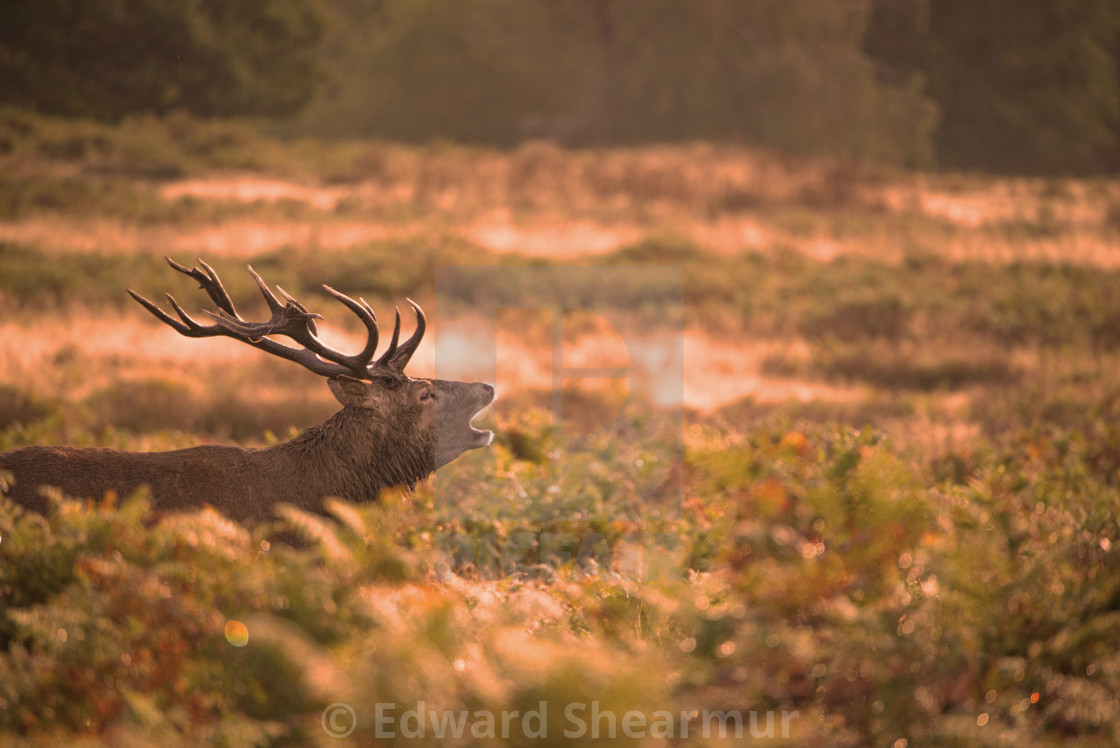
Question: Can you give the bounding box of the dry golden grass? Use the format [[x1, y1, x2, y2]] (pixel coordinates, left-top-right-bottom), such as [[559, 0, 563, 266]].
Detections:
[[4, 141, 1120, 455], [681, 334, 864, 412], [8, 143, 1120, 263]]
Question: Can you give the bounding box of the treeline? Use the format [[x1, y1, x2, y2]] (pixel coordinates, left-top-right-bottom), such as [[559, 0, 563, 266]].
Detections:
[[2, 0, 1119, 175], [295, 0, 936, 168], [865, 0, 1120, 175]]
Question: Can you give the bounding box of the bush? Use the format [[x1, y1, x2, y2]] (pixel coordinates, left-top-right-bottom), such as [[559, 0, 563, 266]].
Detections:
[[4, 418, 1120, 744]]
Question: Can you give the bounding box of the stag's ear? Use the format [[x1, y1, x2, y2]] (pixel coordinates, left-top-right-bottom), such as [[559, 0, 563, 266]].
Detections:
[[328, 375, 371, 405]]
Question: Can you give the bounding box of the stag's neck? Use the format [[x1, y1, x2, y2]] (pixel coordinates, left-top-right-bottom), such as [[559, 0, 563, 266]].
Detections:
[[255, 405, 433, 513]]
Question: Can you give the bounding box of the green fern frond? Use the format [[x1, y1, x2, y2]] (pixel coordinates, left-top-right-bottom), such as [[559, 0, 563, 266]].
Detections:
[[275, 503, 351, 564], [323, 498, 368, 541]]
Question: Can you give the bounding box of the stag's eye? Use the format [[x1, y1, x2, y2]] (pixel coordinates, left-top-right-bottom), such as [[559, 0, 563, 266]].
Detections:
[[419, 389, 435, 402]]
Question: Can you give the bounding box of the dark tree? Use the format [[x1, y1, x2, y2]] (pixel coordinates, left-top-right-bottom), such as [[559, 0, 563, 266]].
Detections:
[[0, 0, 326, 120], [863, 0, 928, 86], [924, 0, 1120, 175]]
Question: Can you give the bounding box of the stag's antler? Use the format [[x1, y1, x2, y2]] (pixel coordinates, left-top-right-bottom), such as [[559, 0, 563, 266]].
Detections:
[[128, 258, 424, 379]]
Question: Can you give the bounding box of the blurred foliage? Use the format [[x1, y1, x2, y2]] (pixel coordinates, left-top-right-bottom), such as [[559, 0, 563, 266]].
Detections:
[[5, 220, 1120, 447], [4, 104, 1120, 745], [4, 417, 1120, 744], [4, 1, 1120, 172], [866, 0, 1120, 175], [7, 239, 1120, 356], [0, 108, 343, 184], [0, 0, 325, 120], [925, 0, 1120, 175], [297, 0, 936, 166], [0, 388, 55, 435]]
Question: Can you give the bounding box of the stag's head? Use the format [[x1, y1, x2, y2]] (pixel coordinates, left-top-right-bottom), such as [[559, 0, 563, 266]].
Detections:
[[130, 258, 495, 474], [325, 373, 495, 471]]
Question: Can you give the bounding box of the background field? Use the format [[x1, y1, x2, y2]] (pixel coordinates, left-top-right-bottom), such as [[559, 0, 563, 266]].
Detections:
[[3, 113, 1120, 745]]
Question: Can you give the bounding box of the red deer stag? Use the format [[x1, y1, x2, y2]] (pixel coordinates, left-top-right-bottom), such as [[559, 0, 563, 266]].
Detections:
[[0, 258, 495, 523]]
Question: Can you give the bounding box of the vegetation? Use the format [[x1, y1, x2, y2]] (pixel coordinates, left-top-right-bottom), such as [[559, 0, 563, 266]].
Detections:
[[5, 421, 1120, 745], [3, 113, 1120, 744], [6, 0, 1120, 173], [867, 0, 1120, 175], [0, 0, 325, 120], [295, 0, 935, 166]]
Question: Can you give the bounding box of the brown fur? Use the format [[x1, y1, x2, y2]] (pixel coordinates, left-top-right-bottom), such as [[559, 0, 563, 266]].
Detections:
[[0, 376, 494, 524]]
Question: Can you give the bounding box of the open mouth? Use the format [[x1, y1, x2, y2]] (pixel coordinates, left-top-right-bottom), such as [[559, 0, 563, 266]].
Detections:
[[469, 400, 495, 445]]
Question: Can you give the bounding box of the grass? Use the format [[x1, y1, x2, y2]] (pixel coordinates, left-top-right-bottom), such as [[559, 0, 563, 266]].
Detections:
[[3, 111, 1120, 745], [13, 235, 1120, 447]]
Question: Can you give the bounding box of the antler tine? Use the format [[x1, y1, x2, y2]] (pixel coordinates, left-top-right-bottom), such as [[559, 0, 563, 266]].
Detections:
[[230, 270, 385, 375], [246, 265, 286, 314], [131, 258, 428, 381], [323, 286, 381, 370], [213, 274, 387, 375], [234, 275, 383, 374], [200, 297, 366, 374], [131, 259, 359, 379], [128, 285, 228, 339], [127, 289, 193, 335], [164, 256, 238, 317], [372, 300, 425, 372], [375, 308, 402, 367], [202, 309, 271, 340], [388, 299, 426, 371], [275, 285, 320, 336], [132, 293, 347, 379], [165, 293, 220, 335]]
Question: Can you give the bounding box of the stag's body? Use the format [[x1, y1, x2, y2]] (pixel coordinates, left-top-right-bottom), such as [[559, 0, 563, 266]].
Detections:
[[0, 259, 494, 523], [1, 405, 432, 522], [3, 444, 288, 522]]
